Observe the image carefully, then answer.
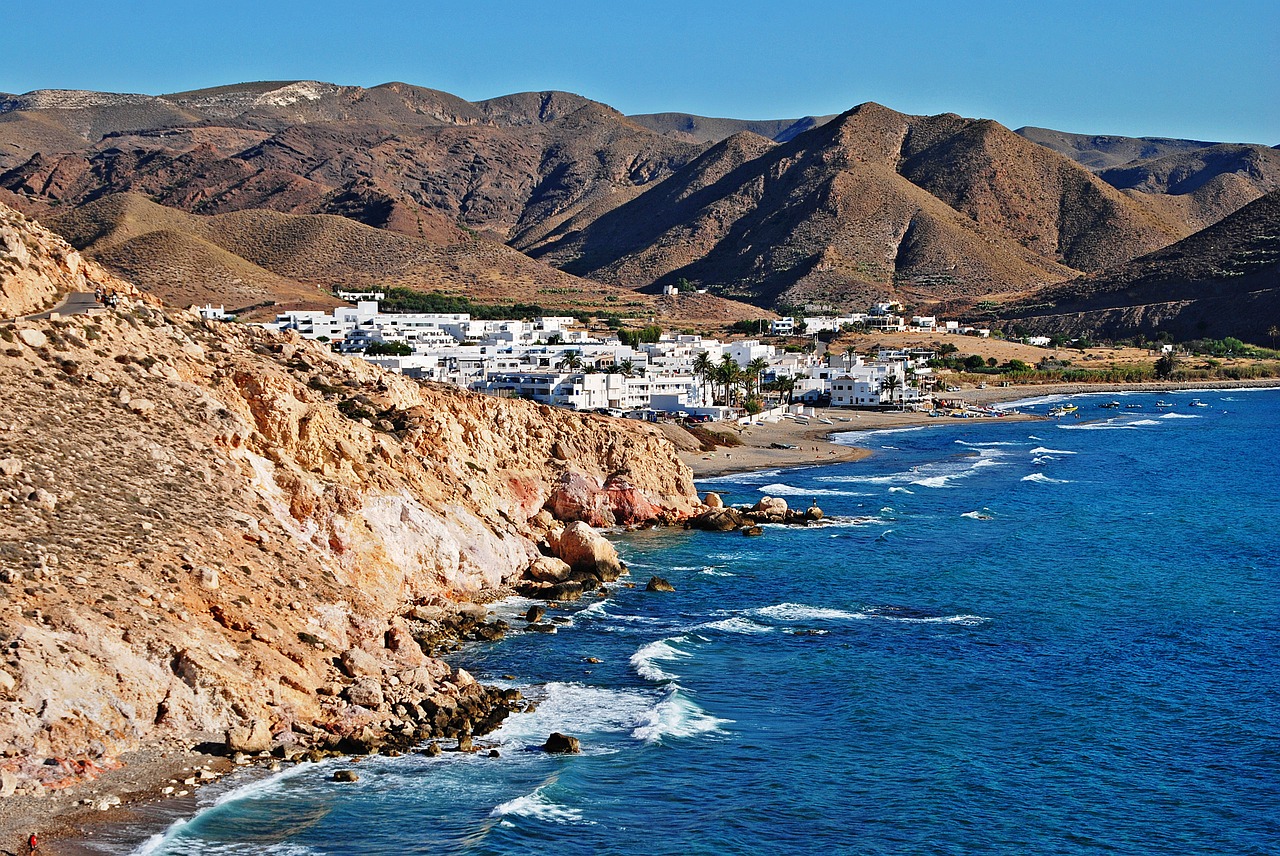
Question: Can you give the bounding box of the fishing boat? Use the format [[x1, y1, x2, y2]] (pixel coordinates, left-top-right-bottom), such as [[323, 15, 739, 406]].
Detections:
[[1155, 400, 1173, 408], [1047, 404, 1079, 417], [1189, 398, 1209, 407], [1099, 401, 1120, 409], [1125, 403, 1143, 409]]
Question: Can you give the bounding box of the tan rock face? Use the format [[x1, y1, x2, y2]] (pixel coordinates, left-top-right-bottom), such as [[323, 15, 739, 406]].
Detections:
[[0, 204, 699, 794], [552, 521, 625, 580]]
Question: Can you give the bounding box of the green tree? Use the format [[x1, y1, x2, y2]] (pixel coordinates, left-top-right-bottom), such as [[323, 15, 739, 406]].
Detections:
[[557, 352, 584, 372], [364, 341, 412, 356], [881, 375, 903, 408], [692, 351, 713, 406], [964, 354, 986, 371], [746, 357, 770, 397], [1154, 351, 1179, 379]]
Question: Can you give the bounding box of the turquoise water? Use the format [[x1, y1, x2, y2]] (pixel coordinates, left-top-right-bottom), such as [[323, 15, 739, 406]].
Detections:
[[129, 389, 1280, 855]]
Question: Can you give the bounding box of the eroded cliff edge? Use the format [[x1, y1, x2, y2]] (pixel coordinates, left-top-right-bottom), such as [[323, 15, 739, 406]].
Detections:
[[0, 200, 700, 799]]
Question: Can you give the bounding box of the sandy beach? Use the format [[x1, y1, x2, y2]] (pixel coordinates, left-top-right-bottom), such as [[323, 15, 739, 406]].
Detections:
[[675, 378, 1280, 478]]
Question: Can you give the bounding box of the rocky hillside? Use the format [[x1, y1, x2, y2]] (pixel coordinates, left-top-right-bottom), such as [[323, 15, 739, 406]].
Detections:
[[997, 191, 1280, 342], [527, 103, 1183, 308], [0, 201, 704, 801]]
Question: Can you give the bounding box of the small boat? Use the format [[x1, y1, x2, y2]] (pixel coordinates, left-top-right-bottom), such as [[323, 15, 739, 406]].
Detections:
[[1125, 403, 1143, 409], [818, 417, 834, 425], [1098, 401, 1120, 409], [1155, 400, 1173, 408], [1048, 404, 1079, 417], [1189, 398, 1209, 407]]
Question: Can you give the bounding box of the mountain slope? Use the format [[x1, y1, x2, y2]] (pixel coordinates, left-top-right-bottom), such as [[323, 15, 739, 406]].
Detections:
[[999, 191, 1280, 342], [527, 103, 1184, 308], [627, 112, 838, 144], [1016, 126, 1222, 171]]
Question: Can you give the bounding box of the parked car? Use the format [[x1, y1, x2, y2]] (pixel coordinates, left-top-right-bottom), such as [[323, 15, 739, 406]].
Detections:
[[683, 414, 712, 424]]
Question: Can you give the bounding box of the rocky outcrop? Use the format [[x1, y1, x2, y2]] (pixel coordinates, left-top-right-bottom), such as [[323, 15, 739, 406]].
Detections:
[[544, 471, 669, 528], [0, 204, 701, 797]]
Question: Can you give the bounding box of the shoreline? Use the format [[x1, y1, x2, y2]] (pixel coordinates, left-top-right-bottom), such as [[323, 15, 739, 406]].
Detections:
[[17, 378, 1280, 853], [681, 378, 1280, 479]]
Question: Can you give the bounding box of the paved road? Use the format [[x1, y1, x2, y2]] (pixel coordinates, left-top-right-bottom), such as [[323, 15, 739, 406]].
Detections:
[[13, 291, 102, 321], [30, 291, 101, 319]]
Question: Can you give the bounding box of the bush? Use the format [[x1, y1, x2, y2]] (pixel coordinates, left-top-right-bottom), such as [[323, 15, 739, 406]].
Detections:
[[365, 341, 412, 356]]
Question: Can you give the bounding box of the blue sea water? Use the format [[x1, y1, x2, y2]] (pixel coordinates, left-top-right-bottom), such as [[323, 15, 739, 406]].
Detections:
[[128, 389, 1280, 855]]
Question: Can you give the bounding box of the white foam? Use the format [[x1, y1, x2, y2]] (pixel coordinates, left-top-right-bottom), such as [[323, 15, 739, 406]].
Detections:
[[1128, 419, 1162, 426], [696, 617, 774, 634], [748, 602, 863, 621], [757, 483, 858, 497], [631, 685, 732, 743], [961, 510, 993, 520], [1057, 419, 1150, 431], [888, 486, 914, 494], [831, 425, 929, 446], [698, 568, 737, 576], [577, 600, 609, 618], [1022, 473, 1071, 484], [1160, 412, 1202, 419], [492, 786, 588, 824], [1029, 447, 1076, 455], [629, 637, 690, 682], [956, 439, 1024, 447], [490, 682, 657, 745], [803, 515, 883, 528]]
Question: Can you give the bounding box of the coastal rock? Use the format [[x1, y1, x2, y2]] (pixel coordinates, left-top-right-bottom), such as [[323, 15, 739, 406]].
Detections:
[[543, 732, 581, 754], [552, 521, 624, 581], [750, 496, 788, 521], [525, 604, 546, 623], [333, 770, 359, 782], [226, 719, 273, 754], [545, 471, 666, 528], [646, 576, 675, 592], [742, 525, 764, 537], [690, 507, 744, 531], [346, 676, 385, 709], [703, 492, 724, 508], [527, 556, 573, 583], [805, 505, 824, 521]]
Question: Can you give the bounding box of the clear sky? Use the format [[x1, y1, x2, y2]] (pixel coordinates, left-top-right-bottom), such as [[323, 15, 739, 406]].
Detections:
[[4, 0, 1277, 143]]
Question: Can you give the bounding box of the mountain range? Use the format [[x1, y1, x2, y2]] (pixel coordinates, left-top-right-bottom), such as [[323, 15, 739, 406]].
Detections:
[[2, 80, 1276, 338]]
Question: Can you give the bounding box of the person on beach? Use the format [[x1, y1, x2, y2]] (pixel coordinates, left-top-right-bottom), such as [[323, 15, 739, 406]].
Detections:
[[28, 831, 38, 853]]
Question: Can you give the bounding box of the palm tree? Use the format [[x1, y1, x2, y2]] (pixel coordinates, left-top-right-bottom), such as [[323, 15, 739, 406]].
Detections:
[[746, 357, 769, 398], [692, 351, 713, 406], [881, 375, 902, 408], [1270, 325, 1279, 350], [557, 352, 583, 372], [715, 356, 743, 407], [619, 359, 635, 377], [843, 345, 857, 371]]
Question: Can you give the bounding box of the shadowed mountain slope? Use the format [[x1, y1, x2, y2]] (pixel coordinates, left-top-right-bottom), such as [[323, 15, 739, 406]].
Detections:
[[627, 112, 838, 144], [527, 103, 1184, 308], [999, 191, 1280, 342]]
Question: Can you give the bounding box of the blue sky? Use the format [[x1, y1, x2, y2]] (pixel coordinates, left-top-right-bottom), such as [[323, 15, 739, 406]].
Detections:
[[4, 0, 1277, 143]]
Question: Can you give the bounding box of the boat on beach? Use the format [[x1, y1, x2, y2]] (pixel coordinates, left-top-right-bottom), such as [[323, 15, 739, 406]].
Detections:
[[1048, 404, 1079, 417]]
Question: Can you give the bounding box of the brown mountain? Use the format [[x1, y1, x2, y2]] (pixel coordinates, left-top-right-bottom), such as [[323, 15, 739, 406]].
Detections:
[[45, 192, 766, 324], [998, 191, 1280, 342], [627, 112, 838, 144], [1, 80, 1269, 315], [526, 103, 1186, 308], [0, 81, 703, 245], [1015, 126, 1223, 171]]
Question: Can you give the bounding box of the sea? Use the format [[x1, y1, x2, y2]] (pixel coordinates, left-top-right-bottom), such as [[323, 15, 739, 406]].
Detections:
[[119, 388, 1279, 855]]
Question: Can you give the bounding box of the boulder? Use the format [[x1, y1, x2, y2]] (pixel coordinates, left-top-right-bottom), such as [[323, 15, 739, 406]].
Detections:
[[17, 328, 47, 349], [29, 488, 57, 511], [750, 496, 788, 521], [340, 647, 383, 678], [345, 676, 385, 709], [527, 556, 572, 583], [525, 605, 546, 623], [646, 576, 675, 592], [805, 505, 824, 521], [333, 770, 359, 782], [742, 525, 764, 537], [0, 458, 22, 476], [543, 732, 581, 754], [690, 507, 744, 531], [553, 521, 624, 580], [703, 492, 724, 508], [226, 719, 273, 754]]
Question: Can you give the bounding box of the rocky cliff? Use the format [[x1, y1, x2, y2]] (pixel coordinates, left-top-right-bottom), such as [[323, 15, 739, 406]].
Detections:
[[0, 201, 701, 800]]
